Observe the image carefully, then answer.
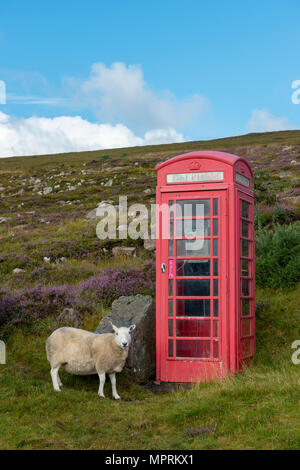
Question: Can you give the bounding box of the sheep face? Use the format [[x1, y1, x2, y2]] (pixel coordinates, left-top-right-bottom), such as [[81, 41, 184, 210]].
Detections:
[[111, 323, 136, 349]]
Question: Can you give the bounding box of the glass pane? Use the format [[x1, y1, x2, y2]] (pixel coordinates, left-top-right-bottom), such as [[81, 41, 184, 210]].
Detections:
[[176, 199, 210, 218], [176, 219, 210, 237], [242, 279, 249, 296], [168, 320, 173, 337], [213, 259, 218, 276], [242, 239, 249, 257], [176, 239, 210, 257], [213, 341, 219, 358], [213, 321, 218, 337], [169, 240, 173, 256], [168, 340, 173, 357], [168, 300, 173, 317], [169, 219, 174, 238], [241, 318, 251, 336], [176, 279, 210, 297], [176, 340, 210, 358], [213, 219, 218, 236], [242, 299, 250, 316], [213, 239, 218, 256], [241, 338, 251, 357], [213, 279, 218, 296], [213, 299, 219, 317], [176, 299, 210, 317], [242, 220, 249, 238], [213, 198, 218, 216], [242, 259, 249, 276], [176, 319, 210, 337], [241, 200, 249, 219], [169, 200, 174, 218], [168, 279, 173, 296], [176, 259, 210, 277]]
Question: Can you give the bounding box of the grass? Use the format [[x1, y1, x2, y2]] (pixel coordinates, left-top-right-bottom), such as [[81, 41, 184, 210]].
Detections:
[[0, 286, 299, 450]]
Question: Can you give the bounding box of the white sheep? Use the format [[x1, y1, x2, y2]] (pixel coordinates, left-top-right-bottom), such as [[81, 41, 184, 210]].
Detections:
[[45, 323, 135, 399]]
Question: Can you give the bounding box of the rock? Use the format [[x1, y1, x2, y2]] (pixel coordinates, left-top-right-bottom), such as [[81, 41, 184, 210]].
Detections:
[[143, 188, 151, 194], [44, 257, 51, 262], [144, 238, 156, 251], [43, 187, 52, 195], [0, 217, 8, 224], [104, 178, 113, 187], [112, 246, 136, 257], [95, 295, 156, 383], [57, 308, 82, 327], [13, 268, 26, 274]]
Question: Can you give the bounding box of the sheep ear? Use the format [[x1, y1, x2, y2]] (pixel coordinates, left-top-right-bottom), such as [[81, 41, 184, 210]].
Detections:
[[110, 322, 118, 333], [129, 324, 136, 333]]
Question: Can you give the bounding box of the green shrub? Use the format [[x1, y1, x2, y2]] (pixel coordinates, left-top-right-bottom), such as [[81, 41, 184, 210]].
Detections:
[[255, 221, 300, 288], [101, 154, 110, 162]]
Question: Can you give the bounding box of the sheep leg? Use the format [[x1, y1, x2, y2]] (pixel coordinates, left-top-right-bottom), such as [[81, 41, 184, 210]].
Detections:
[[57, 372, 63, 387], [50, 365, 61, 392], [109, 373, 120, 400], [98, 372, 106, 398]]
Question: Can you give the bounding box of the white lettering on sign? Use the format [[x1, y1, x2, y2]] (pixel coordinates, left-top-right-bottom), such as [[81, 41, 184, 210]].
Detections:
[[236, 172, 250, 187], [166, 171, 224, 183]]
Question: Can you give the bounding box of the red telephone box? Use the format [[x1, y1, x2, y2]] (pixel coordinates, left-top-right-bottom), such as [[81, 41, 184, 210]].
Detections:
[[155, 151, 255, 382]]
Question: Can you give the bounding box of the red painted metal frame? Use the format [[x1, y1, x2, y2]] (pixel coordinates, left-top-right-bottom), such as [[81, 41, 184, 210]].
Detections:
[[156, 151, 254, 383]]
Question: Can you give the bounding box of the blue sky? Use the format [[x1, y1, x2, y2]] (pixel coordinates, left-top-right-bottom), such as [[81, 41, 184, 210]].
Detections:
[[0, 0, 300, 156]]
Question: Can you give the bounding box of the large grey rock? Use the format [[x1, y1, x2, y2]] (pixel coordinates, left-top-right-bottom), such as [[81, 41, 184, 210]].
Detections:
[[95, 295, 156, 383], [57, 307, 82, 327]]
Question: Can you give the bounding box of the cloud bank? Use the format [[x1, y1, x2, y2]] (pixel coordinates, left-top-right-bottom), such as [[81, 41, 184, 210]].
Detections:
[[74, 62, 208, 133], [0, 111, 184, 158], [246, 109, 294, 133]]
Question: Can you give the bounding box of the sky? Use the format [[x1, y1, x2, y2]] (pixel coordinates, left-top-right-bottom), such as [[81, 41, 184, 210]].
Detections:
[[0, 0, 300, 157]]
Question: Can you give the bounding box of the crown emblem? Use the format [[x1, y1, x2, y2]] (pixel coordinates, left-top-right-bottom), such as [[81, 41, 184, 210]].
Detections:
[[188, 160, 201, 170]]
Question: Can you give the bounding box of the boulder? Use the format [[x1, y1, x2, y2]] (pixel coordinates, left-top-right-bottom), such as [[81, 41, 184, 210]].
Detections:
[[12, 268, 26, 274], [144, 238, 156, 251], [112, 246, 136, 257], [95, 295, 156, 383], [57, 307, 82, 327]]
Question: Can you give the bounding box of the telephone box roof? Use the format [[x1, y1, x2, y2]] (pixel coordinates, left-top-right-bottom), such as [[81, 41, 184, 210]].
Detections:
[[155, 150, 253, 176]]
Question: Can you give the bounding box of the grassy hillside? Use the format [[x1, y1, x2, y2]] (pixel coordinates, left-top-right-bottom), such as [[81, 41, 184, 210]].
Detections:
[[0, 130, 300, 449]]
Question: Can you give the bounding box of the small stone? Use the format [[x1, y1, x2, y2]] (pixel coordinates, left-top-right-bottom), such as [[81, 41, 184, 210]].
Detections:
[[13, 268, 26, 274], [112, 246, 136, 257], [104, 178, 113, 187], [57, 308, 82, 327]]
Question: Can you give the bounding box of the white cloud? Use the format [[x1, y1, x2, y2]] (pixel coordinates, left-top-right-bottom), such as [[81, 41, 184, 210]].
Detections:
[[72, 62, 208, 133], [0, 112, 185, 158], [246, 109, 294, 132]]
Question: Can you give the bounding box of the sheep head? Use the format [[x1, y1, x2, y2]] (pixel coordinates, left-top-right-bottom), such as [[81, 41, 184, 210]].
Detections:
[[110, 322, 136, 349]]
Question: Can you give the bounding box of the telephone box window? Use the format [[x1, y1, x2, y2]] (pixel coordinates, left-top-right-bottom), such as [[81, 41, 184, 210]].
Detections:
[[176, 279, 210, 297], [176, 299, 210, 317], [241, 200, 249, 219], [168, 300, 173, 316], [176, 218, 210, 237], [176, 259, 210, 276], [176, 239, 210, 257], [176, 199, 210, 217]]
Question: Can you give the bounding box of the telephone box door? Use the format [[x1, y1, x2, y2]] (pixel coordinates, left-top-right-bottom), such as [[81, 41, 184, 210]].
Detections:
[[157, 190, 228, 382]]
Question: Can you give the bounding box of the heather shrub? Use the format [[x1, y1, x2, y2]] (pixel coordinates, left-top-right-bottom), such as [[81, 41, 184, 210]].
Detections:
[[255, 222, 300, 288], [0, 261, 155, 335]]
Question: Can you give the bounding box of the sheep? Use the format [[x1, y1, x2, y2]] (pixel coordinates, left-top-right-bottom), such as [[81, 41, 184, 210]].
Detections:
[[45, 322, 136, 399]]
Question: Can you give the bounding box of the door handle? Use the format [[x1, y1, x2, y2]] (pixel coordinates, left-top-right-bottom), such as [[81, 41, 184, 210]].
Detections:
[[161, 263, 166, 273]]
